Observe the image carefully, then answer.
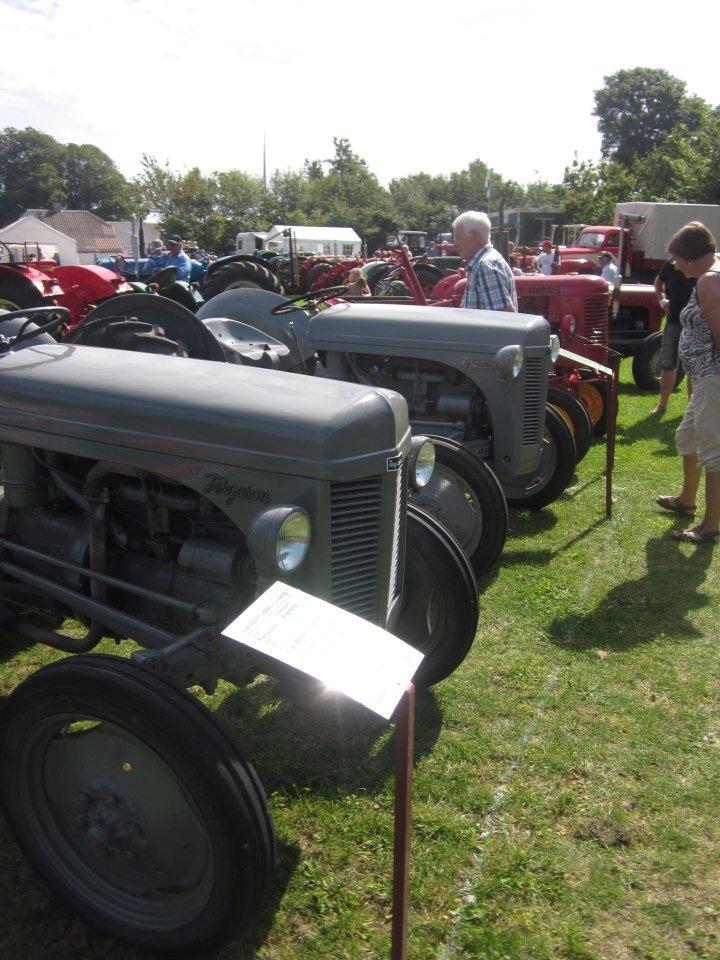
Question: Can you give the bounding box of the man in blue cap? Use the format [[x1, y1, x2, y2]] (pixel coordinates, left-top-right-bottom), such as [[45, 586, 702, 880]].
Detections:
[[155, 235, 191, 282]]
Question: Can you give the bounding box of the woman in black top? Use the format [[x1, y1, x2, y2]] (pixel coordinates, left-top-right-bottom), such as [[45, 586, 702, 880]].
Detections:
[[652, 259, 696, 413]]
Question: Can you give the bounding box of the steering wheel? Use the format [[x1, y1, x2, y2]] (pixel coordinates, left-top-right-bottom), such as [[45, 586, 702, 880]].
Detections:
[[270, 286, 348, 315], [146, 266, 177, 289], [0, 306, 71, 349]]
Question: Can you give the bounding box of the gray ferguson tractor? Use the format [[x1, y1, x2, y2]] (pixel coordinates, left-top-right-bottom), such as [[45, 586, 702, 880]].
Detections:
[[0, 306, 478, 954], [60, 287, 572, 579]]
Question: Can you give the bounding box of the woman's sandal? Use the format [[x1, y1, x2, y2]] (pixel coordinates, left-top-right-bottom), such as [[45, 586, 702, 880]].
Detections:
[[656, 495, 696, 516], [671, 525, 720, 544]]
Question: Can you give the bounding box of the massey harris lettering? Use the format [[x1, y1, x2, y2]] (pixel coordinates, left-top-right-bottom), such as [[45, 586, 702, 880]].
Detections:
[[203, 473, 271, 505]]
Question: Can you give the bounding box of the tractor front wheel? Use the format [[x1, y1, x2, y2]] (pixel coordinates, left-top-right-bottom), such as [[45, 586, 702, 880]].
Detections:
[[410, 437, 508, 577], [502, 406, 577, 510], [0, 655, 275, 955], [547, 387, 593, 464]]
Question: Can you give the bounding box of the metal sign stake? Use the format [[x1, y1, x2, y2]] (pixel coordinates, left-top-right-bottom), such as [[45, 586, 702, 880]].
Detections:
[[391, 682, 415, 960], [605, 363, 618, 518]]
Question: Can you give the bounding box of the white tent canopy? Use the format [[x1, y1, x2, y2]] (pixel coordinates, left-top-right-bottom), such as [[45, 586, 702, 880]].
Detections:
[[0, 215, 80, 264]]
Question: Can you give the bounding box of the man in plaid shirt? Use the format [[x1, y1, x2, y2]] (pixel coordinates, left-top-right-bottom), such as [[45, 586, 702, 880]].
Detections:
[[452, 211, 518, 312]]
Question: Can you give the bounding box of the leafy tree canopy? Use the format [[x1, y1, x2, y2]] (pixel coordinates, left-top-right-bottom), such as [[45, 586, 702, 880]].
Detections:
[[593, 68, 706, 167]]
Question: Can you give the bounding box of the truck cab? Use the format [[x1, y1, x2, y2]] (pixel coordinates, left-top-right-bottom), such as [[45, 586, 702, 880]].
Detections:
[[557, 225, 631, 274]]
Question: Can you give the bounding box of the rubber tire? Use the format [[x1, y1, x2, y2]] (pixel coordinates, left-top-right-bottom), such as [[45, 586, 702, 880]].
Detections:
[[203, 261, 283, 301], [396, 505, 479, 687], [547, 387, 593, 464], [503, 405, 577, 510], [411, 437, 508, 577], [304, 261, 333, 291], [412, 263, 445, 296], [0, 655, 275, 956], [587, 379, 619, 439], [631, 331, 686, 392], [0, 274, 46, 312]]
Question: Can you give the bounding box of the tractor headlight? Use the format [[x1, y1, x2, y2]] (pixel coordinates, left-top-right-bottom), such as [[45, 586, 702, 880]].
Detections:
[[561, 314, 577, 338], [550, 334, 561, 362], [495, 344, 524, 380], [408, 437, 435, 491], [248, 506, 311, 574]]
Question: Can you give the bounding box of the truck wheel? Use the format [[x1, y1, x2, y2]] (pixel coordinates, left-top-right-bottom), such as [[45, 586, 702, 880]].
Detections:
[[410, 437, 508, 577], [631, 332, 686, 391], [0, 275, 46, 312], [0, 655, 275, 955], [502, 406, 577, 511], [547, 387, 593, 464], [396, 505, 479, 687], [203, 261, 283, 302]]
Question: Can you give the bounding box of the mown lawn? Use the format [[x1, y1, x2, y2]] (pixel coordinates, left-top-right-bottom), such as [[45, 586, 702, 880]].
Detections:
[[0, 359, 718, 960]]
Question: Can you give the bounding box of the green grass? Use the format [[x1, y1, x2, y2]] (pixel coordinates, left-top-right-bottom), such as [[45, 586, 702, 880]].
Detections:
[[1, 359, 718, 959]]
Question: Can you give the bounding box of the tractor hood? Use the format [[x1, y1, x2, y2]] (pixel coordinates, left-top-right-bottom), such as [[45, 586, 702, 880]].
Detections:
[[307, 300, 551, 352], [0, 343, 409, 481]]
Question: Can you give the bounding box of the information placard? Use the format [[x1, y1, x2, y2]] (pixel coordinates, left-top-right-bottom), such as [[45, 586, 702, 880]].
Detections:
[[222, 582, 423, 719]]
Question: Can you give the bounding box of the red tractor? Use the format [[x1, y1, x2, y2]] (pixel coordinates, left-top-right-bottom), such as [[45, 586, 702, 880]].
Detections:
[[430, 271, 613, 448], [0, 242, 133, 331]]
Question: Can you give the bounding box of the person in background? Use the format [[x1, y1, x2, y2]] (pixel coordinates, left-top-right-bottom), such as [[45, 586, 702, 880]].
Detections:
[[155, 235, 191, 282], [655, 221, 720, 544], [652, 257, 696, 415], [533, 239, 555, 276], [599, 251, 618, 284], [452, 211, 517, 312], [147, 239, 165, 261], [345, 267, 371, 297], [508, 254, 524, 276]]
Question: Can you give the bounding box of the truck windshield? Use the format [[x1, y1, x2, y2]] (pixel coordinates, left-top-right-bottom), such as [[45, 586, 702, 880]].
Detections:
[[577, 232, 607, 249]]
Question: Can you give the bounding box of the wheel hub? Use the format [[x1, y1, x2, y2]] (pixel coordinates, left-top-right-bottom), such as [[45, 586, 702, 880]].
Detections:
[[73, 780, 150, 863]]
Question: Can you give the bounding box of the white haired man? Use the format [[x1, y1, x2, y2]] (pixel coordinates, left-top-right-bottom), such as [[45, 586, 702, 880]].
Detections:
[[452, 211, 517, 312]]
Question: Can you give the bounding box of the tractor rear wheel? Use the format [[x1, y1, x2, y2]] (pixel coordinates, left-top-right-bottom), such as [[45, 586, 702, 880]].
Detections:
[[0, 274, 46, 313], [413, 263, 445, 297], [631, 331, 686, 392], [547, 387, 593, 464], [203, 261, 283, 302], [0, 655, 275, 955], [410, 437, 508, 577], [502, 406, 577, 510]]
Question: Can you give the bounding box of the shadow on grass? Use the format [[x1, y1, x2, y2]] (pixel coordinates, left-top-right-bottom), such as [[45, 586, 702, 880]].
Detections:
[[215, 679, 442, 799], [616, 410, 683, 455], [548, 533, 714, 651], [503, 514, 610, 570]]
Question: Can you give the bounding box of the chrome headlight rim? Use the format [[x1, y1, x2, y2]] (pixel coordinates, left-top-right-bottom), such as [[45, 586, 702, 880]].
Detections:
[[408, 437, 436, 491], [495, 344, 524, 381], [248, 505, 312, 575], [549, 334, 561, 363]]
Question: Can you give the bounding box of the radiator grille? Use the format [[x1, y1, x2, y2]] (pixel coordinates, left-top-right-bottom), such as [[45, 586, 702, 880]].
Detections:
[[584, 296, 609, 345], [330, 476, 382, 620], [522, 357, 544, 444]]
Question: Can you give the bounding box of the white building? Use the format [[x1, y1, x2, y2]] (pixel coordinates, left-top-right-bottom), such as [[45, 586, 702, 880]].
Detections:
[[236, 225, 362, 258]]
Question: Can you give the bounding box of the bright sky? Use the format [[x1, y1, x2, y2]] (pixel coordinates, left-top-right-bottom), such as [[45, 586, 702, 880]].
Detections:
[[2, 0, 719, 189]]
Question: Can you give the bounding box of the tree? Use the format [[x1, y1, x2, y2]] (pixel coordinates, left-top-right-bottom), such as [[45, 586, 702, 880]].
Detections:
[[559, 156, 638, 224], [0, 126, 66, 223], [593, 68, 706, 167], [64, 143, 132, 219]]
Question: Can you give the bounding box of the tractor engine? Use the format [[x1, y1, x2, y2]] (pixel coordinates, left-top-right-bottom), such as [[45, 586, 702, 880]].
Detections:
[[330, 353, 488, 446], [0, 445, 256, 677]]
